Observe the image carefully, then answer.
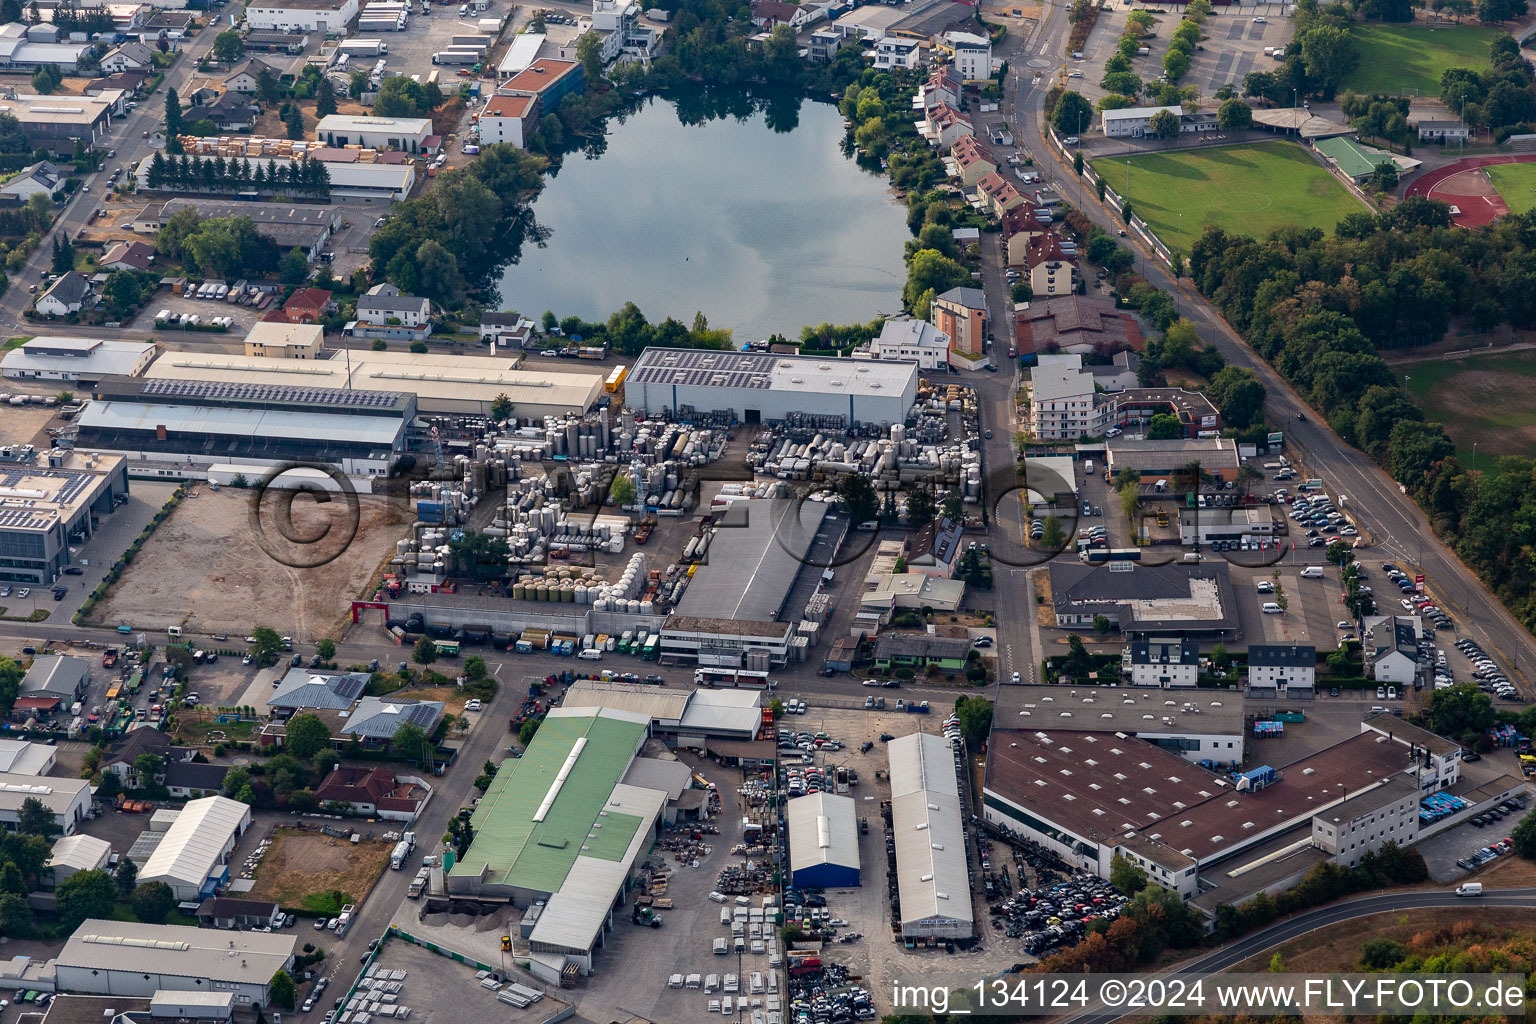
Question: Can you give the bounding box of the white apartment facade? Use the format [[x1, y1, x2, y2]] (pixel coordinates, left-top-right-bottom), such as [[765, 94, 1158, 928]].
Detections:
[[1029, 355, 1104, 441]]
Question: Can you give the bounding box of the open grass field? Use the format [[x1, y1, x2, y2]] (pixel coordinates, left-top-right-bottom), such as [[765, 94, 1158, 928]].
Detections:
[[1343, 23, 1499, 96], [1485, 160, 1536, 214], [246, 827, 393, 913], [1405, 351, 1536, 460], [1093, 142, 1363, 246]]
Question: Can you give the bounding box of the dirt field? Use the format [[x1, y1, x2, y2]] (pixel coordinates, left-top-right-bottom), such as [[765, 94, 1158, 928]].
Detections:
[[88, 488, 411, 639], [1406, 352, 1536, 459], [1229, 906, 1535, 974], [247, 828, 393, 912]]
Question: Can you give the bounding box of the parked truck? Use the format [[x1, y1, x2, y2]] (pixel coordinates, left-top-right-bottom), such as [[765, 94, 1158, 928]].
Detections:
[[333, 904, 355, 936], [408, 867, 428, 898], [432, 50, 478, 64], [390, 840, 410, 870]]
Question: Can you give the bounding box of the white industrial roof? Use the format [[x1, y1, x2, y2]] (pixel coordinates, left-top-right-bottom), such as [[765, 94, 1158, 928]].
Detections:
[[0, 772, 88, 817], [139, 796, 249, 891], [315, 113, 432, 136], [786, 792, 860, 875], [1, 337, 153, 377], [0, 738, 53, 775], [525, 782, 667, 952], [679, 689, 764, 736], [57, 920, 295, 983], [76, 401, 404, 446], [498, 30, 545, 74], [143, 352, 603, 413], [630, 348, 918, 400], [887, 733, 972, 928], [244, 321, 322, 349], [49, 833, 112, 873], [1102, 104, 1181, 121], [561, 680, 692, 722]]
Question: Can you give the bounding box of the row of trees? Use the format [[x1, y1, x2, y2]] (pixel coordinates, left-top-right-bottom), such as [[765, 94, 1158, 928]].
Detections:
[[1212, 843, 1428, 940], [839, 69, 949, 193], [1438, 34, 1536, 137], [143, 149, 333, 197]]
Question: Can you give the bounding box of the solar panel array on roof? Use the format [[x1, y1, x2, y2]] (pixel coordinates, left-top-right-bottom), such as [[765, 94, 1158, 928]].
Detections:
[[136, 377, 400, 410], [627, 349, 776, 389]]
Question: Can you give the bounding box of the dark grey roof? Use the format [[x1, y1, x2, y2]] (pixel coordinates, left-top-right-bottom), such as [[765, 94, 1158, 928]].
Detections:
[[1128, 637, 1199, 665], [197, 896, 279, 919], [340, 697, 443, 738], [357, 293, 430, 314], [20, 654, 88, 698], [874, 633, 973, 661], [102, 725, 175, 767], [480, 311, 523, 326], [41, 272, 91, 306], [163, 760, 230, 791], [936, 285, 987, 310], [267, 669, 369, 710], [672, 498, 829, 622], [1050, 561, 1237, 635], [1248, 644, 1316, 668]]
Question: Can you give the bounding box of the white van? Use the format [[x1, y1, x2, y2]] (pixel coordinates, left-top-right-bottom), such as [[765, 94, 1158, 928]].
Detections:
[[1457, 882, 1483, 896], [1299, 566, 1324, 579], [1084, 460, 1094, 474], [167, 626, 182, 638], [576, 648, 602, 661], [1262, 602, 1283, 614]]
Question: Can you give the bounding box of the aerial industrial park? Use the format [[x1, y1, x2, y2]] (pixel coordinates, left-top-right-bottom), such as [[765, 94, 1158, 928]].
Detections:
[[3, 0, 1536, 1018]]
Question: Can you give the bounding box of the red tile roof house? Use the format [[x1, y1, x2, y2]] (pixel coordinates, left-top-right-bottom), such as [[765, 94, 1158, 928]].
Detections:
[[1023, 232, 1078, 298], [921, 102, 973, 152], [282, 287, 333, 323], [947, 134, 996, 187], [100, 240, 156, 272], [1015, 295, 1145, 360], [314, 765, 433, 821], [975, 170, 1027, 216], [750, 0, 809, 28], [1001, 202, 1049, 264]]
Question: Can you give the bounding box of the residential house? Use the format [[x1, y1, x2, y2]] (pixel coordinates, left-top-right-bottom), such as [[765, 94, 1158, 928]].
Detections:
[[356, 283, 431, 327], [1248, 644, 1316, 695], [975, 170, 1026, 217], [128, 202, 164, 233], [905, 516, 963, 578], [163, 760, 231, 799], [1122, 637, 1200, 688], [100, 240, 156, 272], [855, 317, 950, 370], [921, 102, 972, 151], [195, 897, 281, 930], [137, 10, 196, 43], [0, 160, 66, 203], [100, 727, 197, 782], [1023, 232, 1077, 298], [750, 0, 809, 28], [100, 40, 154, 73], [1415, 119, 1470, 143], [588, 0, 660, 61], [1365, 616, 1421, 686], [243, 320, 324, 359], [874, 36, 921, 68], [947, 134, 995, 187], [281, 287, 332, 323], [337, 697, 444, 747], [1014, 295, 1144, 358], [185, 92, 261, 132], [477, 92, 539, 148], [85, 72, 150, 98], [224, 57, 280, 94], [807, 27, 847, 63], [477, 311, 535, 347], [107, 5, 152, 33], [931, 286, 988, 358], [35, 272, 92, 317], [1087, 350, 1140, 392], [917, 64, 960, 110], [944, 30, 990, 82], [313, 765, 431, 819], [1028, 354, 1099, 441], [498, 59, 585, 110], [872, 633, 972, 673], [265, 668, 369, 714], [1001, 201, 1052, 266]]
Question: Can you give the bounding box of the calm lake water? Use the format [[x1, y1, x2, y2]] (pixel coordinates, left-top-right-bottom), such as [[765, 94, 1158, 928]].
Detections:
[[497, 90, 911, 343]]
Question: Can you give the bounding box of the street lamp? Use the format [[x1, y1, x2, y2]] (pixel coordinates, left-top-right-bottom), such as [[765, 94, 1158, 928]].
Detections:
[[1472, 442, 1478, 474]]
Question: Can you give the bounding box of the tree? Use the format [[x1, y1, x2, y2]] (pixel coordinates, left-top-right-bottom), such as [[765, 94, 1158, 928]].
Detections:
[[1148, 108, 1181, 139], [30, 63, 60, 94], [1207, 366, 1266, 428], [114, 855, 137, 897], [1325, 539, 1355, 565], [1074, 150, 1085, 176], [610, 474, 636, 506], [464, 655, 487, 681], [249, 627, 284, 665], [286, 713, 331, 759], [213, 30, 244, 63], [268, 970, 297, 1010], [316, 76, 337, 118], [164, 88, 183, 152], [448, 530, 511, 580], [1093, 614, 1111, 635], [0, 0, 20, 22], [1217, 97, 1253, 131], [1370, 159, 1399, 192], [17, 796, 59, 838], [256, 67, 280, 105], [390, 721, 434, 766], [412, 636, 437, 666], [1040, 515, 1065, 549], [132, 754, 164, 789], [576, 29, 605, 84], [56, 869, 115, 926], [1299, 24, 1359, 92], [1109, 853, 1149, 895], [411, 239, 465, 307], [1359, 938, 1409, 969], [518, 718, 541, 746], [1148, 413, 1185, 439], [279, 247, 309, 286], [903, 249, 970, 313], [104, 271, 143, 318], [1425, 683, 1494, 736], [1512, 807, 1536, 859], [283, 103, 304, 141], [0, 861, 24, 896], [51, 232, 73, 274], [1063, 633, 1092, 679], [836, 472, 879, 525], [1053, 90, 1094, 135], [0, 894, 28, 937], [490, 393, 513, 420], [905, 483, 937, 528], [316, 638, 336, 661], [131, 880, 175, 923], [953, 695, 993, 747]]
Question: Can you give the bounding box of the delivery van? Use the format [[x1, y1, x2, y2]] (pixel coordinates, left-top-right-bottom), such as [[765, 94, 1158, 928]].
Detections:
[[1457, 882, 1483, 896]]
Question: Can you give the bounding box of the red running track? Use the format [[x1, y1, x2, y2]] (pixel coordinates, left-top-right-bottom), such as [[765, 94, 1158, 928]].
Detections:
[[1404, 154, 1536, 227]]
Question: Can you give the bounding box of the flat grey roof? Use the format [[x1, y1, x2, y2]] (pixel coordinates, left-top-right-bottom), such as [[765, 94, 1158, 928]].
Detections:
[[998, 684, 1244, 734], [629, 347, 917, 400], [673, 498, 829, 622], [57, 920, 295, 984]]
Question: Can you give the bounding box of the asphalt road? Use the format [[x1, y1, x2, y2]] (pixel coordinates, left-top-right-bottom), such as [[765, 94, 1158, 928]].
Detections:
[[994, 0, 1536, 693], [1054, 887, 1536, 1024]]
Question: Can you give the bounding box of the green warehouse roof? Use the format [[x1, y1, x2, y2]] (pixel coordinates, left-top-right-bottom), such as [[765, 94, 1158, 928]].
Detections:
[[449, 708, 649, 894], [1313, 136, 1381, 181]]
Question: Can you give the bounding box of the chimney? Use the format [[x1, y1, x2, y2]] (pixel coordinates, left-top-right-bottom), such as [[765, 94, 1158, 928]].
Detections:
[[156, 424, 168, 440]]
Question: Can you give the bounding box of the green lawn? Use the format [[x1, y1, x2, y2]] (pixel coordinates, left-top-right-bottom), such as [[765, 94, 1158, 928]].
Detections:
[[1092, 141, 1363, 248], [1485, 161, 1536, 214], [1404, 352, 1536, 461], [1343, 23, 1499, 96]]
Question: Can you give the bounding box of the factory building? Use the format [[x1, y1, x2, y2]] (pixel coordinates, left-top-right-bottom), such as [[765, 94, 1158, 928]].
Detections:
[[158, 200, 341, 262], [888, 732, 972, 940], [138, 796, 252, 900], [75, 378, 415, 480], [140, 351, 603, 418], [0, 773, 91, 835], [627, 348, 918, 427], [672, 498, 829, 623], [0, 448, 129, 585], [1, 337, 156, 383], [560, 680, 766, 748], [786, 792, 860, 889], [996, 684, 1245, 766], [445, 707, 671, 981], [54, 921, 297, 1005]]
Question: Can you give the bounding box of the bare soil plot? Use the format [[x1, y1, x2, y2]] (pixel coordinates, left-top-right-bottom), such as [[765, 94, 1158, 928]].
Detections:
[[246, 827, 393, 912]]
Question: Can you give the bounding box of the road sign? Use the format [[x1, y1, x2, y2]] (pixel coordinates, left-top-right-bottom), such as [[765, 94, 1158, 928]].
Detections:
[[1415, 574, 1425, 594]]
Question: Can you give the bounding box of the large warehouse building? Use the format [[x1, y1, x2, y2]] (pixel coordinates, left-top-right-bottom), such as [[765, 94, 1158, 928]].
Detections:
[[75, 378, 414, 480], [446, 707, 672, 980], [138, 796, 252, 901], [787, 792, 860, 889], [0, 448, 129, 586], [55, 921, 297, 1005], [560, 680, 766, 748], [996, 685, 1246, 766], [142, 351, 604, 418], [888, 732, 972, 941], [626, 349, 918, 427], [1, 337, 155, 383], [673, 499, 828, 623]]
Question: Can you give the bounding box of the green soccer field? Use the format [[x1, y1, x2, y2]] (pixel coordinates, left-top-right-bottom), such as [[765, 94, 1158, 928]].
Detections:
[[1486, 161, 1536, 215], [1343, 23, 1499, 96], [1092, 142, 1364, 248]]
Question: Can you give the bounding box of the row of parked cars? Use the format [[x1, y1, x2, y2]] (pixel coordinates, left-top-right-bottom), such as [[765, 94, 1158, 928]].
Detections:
[[156, 310, 237, 328], [1457, 835, 1515, 871], [1456, 636, 1516, 699]]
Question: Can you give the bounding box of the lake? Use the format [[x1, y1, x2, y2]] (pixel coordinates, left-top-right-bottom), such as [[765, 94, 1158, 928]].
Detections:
[[496, 89, 912, 343]]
